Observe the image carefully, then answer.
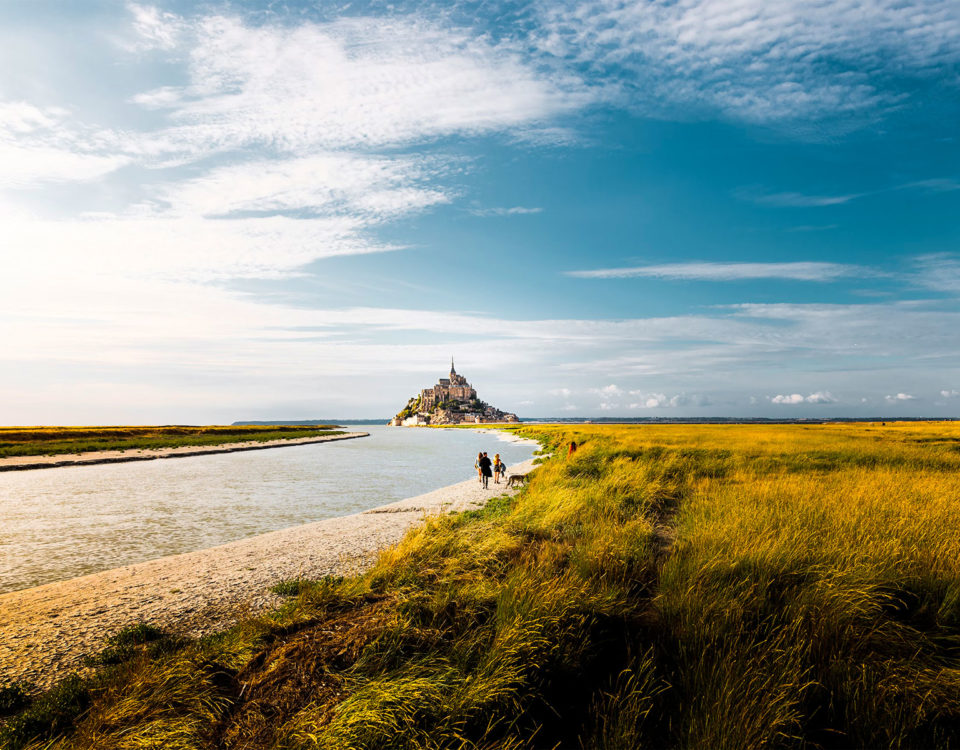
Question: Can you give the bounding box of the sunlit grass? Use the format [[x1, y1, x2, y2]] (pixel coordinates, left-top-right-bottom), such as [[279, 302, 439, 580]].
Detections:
[[5, 422, 960, 748]]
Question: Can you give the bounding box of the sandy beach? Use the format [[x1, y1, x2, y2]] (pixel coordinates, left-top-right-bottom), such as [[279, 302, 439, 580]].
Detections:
[[0, 432, 369, 472], [0, 457, 537, 689]]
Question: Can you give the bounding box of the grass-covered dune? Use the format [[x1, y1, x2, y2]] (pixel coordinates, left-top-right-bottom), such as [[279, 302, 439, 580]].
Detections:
[[0, 425, 343, 459], [4, 422, 960, 748]]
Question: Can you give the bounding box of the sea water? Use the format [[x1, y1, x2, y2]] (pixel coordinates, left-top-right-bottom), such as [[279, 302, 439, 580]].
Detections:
[[0, 426, 537, 594]]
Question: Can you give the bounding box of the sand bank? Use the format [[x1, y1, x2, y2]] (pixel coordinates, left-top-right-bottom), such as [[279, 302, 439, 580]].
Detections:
[[0, 458, 537, 689], [0, 432, 369, 473]]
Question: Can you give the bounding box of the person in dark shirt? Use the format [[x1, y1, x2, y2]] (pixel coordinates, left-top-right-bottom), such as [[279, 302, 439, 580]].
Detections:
[[478, 452, 493, 489]]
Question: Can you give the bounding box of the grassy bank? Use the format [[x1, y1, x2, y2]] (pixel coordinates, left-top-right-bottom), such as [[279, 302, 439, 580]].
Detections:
[[4, 422, 960, 748], [0, 426, 344, 459]]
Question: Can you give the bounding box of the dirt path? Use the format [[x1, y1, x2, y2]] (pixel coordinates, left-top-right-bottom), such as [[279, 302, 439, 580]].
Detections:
[[0, 432, 369, 472], [0, 459, 537, 690]]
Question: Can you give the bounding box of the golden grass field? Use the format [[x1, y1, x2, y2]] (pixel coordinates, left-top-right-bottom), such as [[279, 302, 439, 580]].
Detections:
[[3, 422, 960, 748], [0, 425, 342, 458]]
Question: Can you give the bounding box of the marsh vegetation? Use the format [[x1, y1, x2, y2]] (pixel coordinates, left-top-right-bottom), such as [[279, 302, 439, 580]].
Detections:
[[3, 422, 960, 748], [0, 426, 343, 459]]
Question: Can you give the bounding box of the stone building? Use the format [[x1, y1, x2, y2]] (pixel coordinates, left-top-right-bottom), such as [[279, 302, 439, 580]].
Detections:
[[420, 359, 477, 410], [389, 360, 519, 426]]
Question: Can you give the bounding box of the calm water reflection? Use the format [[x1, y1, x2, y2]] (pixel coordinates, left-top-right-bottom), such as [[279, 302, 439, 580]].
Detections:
[[0, 426, 536, 594]]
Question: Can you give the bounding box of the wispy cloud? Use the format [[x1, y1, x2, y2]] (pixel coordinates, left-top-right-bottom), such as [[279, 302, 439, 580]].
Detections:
[[147, 153, 451, 220], [911, 254, 960, 293], [537, 0, 960, 125], [736, 188, 865, 207], [738, 177, 960, 208], [567, 261, 866, 282], [0, 102, 129, 188], [898, 178, 960, 193], [468, 206, 543, 216]]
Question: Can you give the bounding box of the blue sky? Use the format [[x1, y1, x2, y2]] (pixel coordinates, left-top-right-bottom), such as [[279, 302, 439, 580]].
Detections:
[[1, 0, 959, 422]]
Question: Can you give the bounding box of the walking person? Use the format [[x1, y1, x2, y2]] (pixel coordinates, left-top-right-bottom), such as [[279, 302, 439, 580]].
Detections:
[[493, 453, 505, 484], [475, 451, 484, 485], [479, 452, 493, 489]]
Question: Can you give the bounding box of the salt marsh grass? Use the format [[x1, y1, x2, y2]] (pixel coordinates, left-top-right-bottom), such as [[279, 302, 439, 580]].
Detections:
[[0, 425, 342, 458], [4, 422, 960, 748]]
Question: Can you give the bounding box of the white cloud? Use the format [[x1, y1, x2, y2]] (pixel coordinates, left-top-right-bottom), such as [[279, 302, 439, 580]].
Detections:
[[0, 142, 129, 188], [772, 393, 805, 405], [568, 261, 865, 282], [941, 390, 960, 399], [126, 2, 186, 51], [0, 102, 63, 133], [1, 213, 391, 284], [628, 392, 697, 408], [147, 153, 451, 220], [885, 392, 917, 402], [771, 391, 836, 404], [129, 12, 590, 162]]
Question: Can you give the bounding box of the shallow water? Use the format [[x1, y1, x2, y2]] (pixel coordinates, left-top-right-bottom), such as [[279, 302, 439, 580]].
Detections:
[[0, 426, 536, 594]]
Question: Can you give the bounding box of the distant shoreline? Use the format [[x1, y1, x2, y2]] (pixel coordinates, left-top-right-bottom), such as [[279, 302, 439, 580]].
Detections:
[[0, 432, 369, 473]]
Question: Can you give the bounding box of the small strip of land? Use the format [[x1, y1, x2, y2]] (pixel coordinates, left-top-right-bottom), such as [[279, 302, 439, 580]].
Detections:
[[0, 459, 536, 689], [0, 432, 368, 472]]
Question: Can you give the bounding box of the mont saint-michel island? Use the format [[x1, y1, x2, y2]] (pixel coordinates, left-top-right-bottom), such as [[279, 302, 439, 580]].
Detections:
[[388, 360, 519, 426]]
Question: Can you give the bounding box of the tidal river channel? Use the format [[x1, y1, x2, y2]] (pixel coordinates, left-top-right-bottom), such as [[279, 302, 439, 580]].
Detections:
[[0, 426, 537, 594]]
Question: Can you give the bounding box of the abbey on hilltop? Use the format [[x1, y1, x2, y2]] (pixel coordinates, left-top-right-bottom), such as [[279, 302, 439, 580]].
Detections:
[[389, 360, 519, 426]]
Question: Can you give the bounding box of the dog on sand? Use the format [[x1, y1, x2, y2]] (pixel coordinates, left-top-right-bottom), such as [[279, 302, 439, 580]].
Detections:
[[506, 473, 529, 488]]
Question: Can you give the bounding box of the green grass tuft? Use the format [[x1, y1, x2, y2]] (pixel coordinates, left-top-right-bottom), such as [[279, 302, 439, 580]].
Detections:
[[0, 675, 89, 750], [0, 684, 32, 717]]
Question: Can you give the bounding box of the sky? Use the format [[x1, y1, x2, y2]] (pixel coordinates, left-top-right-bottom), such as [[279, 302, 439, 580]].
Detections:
[[1, 0, 959, 422]]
